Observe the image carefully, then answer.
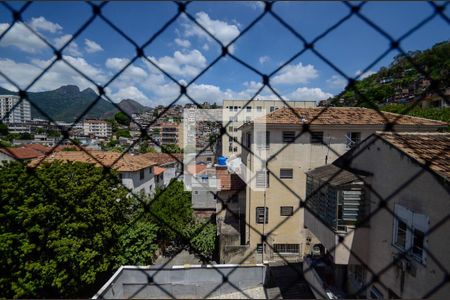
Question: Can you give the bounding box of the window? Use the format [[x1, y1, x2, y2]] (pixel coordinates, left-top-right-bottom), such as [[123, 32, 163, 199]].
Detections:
[[280, 206, 293, 216], [310, 131, 324, 144], [140, 169, 145, 180], [256, 170, 269, 188], [246, 106, 252, 112], [346, 132, 361, 148], [283, 131, 295, 143], [257, 106, 262, 112], [270, 106, 275, 112], [206, 157, 212, 162], [246, 132, 252, 148], [256, 207, 268, 224], [280, 168, 293, 179], [229, 106, 233, 112], [229, 145, 233, 152], [228, 126, 233, 132], [233, 147, 238, 152], [392, 204, 429, 263], [273, 243, 299, 254], [256, 243, 266, 254]]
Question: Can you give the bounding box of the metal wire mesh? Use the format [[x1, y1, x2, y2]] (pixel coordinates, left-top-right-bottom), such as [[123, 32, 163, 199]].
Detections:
[[0, 1, 449, 299]]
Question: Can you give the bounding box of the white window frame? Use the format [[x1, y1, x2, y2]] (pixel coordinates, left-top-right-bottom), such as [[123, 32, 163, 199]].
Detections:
[[392, 204, 429, 264]]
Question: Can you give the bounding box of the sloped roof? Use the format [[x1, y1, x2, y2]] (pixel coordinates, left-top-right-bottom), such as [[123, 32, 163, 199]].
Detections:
[[377, 132, 450, 180], [29, 151, 156, 172], [0, 147, 44, 160], [306, 164, 368, 186], [251, 107, 447, 127], [153, 166, 166, 176], [140, 152, 183, 165], [215, 168, 246, 191]]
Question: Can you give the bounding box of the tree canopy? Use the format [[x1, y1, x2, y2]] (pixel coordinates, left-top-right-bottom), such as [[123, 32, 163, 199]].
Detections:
[[114, 111, 131, 126], [0, 161, 157, 298]]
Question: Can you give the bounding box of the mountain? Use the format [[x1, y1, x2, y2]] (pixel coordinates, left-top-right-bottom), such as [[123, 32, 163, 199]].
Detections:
[[330, 40, 450, 107], [0, 85, 150, 122], [118, 99, 151, 115]]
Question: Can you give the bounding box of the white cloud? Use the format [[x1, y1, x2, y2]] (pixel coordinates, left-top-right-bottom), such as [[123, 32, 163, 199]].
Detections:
[[29, 16, 62, 33], [183, 12, 240, 53], [147, 49, 207, 78], [326, 74, 347, 89], [247, 1, 265, 10], [286, 87, 332, 101], [0, 55, 108, 92], [202, 43, 209, 51], [0, 22, 48, 53], [105, 57, 148, 84], [106, 86, 150, 104], [174, 38, 191, 48], [259, 56, 270, 65], [271, 62, 318, 85], [84, 38, 103, 53], [54, 34, 81, 56], [355, 69, 376, 79]]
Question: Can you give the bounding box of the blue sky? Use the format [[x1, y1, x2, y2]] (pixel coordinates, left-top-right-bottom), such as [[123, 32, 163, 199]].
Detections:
[[0, 1, 448, 106]]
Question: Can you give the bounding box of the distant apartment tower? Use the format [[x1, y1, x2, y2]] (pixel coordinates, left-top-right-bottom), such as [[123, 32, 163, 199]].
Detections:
[[157, 122, 184, 148], [222, 99, 316, 157], [83, 119, 112, 138], [0, 95, 31, 123]]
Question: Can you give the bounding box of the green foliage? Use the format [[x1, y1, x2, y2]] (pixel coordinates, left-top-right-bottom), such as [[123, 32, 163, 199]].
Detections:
[[138, 143, 157, 154], [0, 161, 156, 298], [161, 144, 182, 153], [186, 221, 216, 262], [0, 122, 8, 135], [333, 40, 450, 106], [47, 129, 62, 137], [114, 112, 131, 126], [149, 180, 193, 242], [114, 219, 159, 268], [0, 139, 12, 147], [116, 129, 131, 138]]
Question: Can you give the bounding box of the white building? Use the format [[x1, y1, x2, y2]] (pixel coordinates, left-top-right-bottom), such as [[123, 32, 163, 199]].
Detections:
[[29, 151, 157, 196], [83, 119, 112, 138], [222, 99, 316, 157], [0, 95, 31, 123]]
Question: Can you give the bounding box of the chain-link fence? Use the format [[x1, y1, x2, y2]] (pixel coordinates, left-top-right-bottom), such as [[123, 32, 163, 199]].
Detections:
[[0, 1, 449, 299]]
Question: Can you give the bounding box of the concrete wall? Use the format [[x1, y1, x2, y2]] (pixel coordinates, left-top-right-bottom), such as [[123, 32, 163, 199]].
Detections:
[[121, 167, 156, 196], [94, 264, 267, 299], [344, 136, 450, 298]]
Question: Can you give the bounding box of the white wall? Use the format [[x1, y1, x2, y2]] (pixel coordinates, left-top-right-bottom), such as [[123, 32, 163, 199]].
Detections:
[[120, 166, 156, 196]]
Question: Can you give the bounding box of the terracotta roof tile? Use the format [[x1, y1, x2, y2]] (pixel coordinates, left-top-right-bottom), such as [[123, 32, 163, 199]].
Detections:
[[0, 147, 44, 160], [377, 132, 450, 180], [153, 166, 166, 176], [252, 107, 447, 127], [29, 151, 156, 172], [140, 153, 183, 166], [215, 168, 245, 191]]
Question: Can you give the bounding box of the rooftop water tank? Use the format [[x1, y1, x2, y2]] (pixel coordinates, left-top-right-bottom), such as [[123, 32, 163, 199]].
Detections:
[[217, 156, 227, 166]]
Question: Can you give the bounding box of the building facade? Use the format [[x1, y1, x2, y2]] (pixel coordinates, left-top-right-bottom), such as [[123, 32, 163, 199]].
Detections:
[[0, 95, 31, 123], [82, 119, 112, 138], [222, 99, 316, 157], [304, 132, 450, 299], [240, 107, 446, 263]]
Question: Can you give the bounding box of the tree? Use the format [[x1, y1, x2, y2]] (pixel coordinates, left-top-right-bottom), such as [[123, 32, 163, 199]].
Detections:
[[0, 161, 156, 298], [149, 181, 192, 241], [138, 143, 157, 154], [114, 112, 131, 126], [0, 122, 9, 136], [116, 129, 131, 138], [161, 144, 182, 153], [187, 221, 217, 262]]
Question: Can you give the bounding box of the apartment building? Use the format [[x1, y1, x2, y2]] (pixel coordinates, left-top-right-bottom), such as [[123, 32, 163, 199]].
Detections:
[[0, 95, 31, 123], [152, 122, 184, 148], [304, 132, 450, 299], [240, 107, 446, 263], [222, 99, 316, 157], [29, 151, 157, 196], [82, 119, 112, 138]]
